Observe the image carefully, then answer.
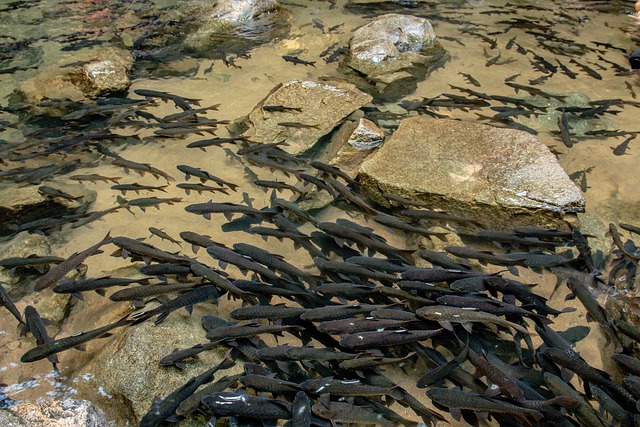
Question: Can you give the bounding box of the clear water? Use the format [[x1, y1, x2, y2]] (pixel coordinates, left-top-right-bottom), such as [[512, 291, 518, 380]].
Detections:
[[1, 0, 640, 425]]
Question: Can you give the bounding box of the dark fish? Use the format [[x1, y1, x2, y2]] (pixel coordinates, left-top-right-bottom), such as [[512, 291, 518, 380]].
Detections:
[[205, 246, 283, 282], [112, 236, 190, 264], [148, 227, 181, 246], [277, 121, 320, 129], [185, 136, 248, 151], [190, 263, 247, 297], [312, 401, 397, 427], [436, 295, 550, 327], [159, 341, 218, 369], [317, 317, 416, 335], [426, 387, 542, 423], [282, 55, 316, 67], [556, 59, 577, 79], [467, 349, 526, 403], [117, 196, 182, 213], [176, 165, 238, 191], [309, 160, 358, 187], [0, 282, 24, 324], [570, 58, 602, 80], [112, 157, 175, 182], [459, 72, 481, 87], [0, 256, 65, 270], [38, 186, 82, 201], [185, 202, 276, 221], [373, 213, 448, 240], [205, 323, 303, 342], [300, 378, 393, 396], [400, 208, 485, 228], [21, 315, 132, 363], [612, 135, 634, 156], [109, 282, 196, 303], [229, 304, 306, 321], [444, 245, 527, 266], [53, 277, 148, 298], [416, 305, 529, 334], [134, 89, 201, 110], [131, 285, 221, 325], [176, 183, 229, 195], [541, 347, 636, 410], [505, 82, 567, 102], [202, 392, 291, 419], [416, 343, 468, 388], [340, 329, 442, 350], [139, 356, 233, 427], [339, 353, 415, 370], [262, 105, 303, 112], [253, 179, 304, 195], [22, 306, 57, 365], [111, 183, 168, 195], [239, 374, 300, 394], [291, 391, 311, 427], [139, 262, 195, 279], [35, 232, 112, 291], [557, 112, 574, 148], [175, 374, 241, 417], [544, 372, 606, 427]]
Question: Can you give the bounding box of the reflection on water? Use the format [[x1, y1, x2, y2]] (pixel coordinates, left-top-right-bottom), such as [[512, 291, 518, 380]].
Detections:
[[1, 0, 640, 425]]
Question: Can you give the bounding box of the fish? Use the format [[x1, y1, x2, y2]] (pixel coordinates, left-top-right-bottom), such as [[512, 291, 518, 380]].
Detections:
[[426, 387, 542, 424], [400, 208, 485, 228], [229, 304, 306, 321], [444, 245, 527, 267], [117, 196, 182, 213], [0, 255, 65, 271], [134, 88, 201, 110], [22, 306, 57, 366], [416, 343, 468, 388], [186, 136, 249, 151], [35, 232, 112, 291], [557, 112, 574, 148], [111, 157, 175, 182], [544, 372, 606, 427], [21, 315, 133, 363], [161, 104, 220, 121], [131, 285, 221, 325], [176, 165, 238, 190], [277, 121, 320, 129], [262, 105, 303, 113], [176, 183, 229, 195], [459, 72, 481, 87], [112, 236, 191, 264], [239, 374, 301, 394], [108, 282, 197, 304], [282, 55, 316, 67], [202, 392, 291, 419], [148, 227, 181, 246], [69, 174, 121, 184], [340, 329, 442, 350], [233, 243, 312, 283], [185, 201, 277, 221], [612, 135, 634, 155], [569, 58, 602, 80], [317, 317, 416, 335], [416, 305, 529, 334], [205, 246, 283, 283], [506, 82, 567, 102], [373, 213, 448, 241], [312, 401, 397, 427], [190, 263, 247, 297], [253, 179, 304, 195], [52, 276, 148, 298], [139, 356, 234, 427], [0, 282, 23, 325], [556, 59, 577, 79], [175, 374, 241, 417], [291, 391, 311, 427], [300, 378, 394, 397], [111, 183, 168, 195], [205, 323, 303, 342], [468, 349, 526, 402]]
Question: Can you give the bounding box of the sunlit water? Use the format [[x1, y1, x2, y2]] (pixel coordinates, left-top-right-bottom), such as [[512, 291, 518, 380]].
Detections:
[[1, 0, 640, 425]]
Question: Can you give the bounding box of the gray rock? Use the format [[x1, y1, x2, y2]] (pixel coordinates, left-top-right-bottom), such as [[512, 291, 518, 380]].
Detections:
[[342, 13, 448, 100], [358, 117, 585, 231], [0, 184, 96, 237], [19, 48, 133, 104], [0, 399, 106, 427], [238, 80, 373, 154], [209, 0, 280, 23], [81, 309, 243, 424]]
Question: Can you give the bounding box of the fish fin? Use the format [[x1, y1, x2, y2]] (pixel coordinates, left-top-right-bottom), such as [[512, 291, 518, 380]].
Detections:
[[184, 305, 194, 316], [73, 293, 84, 301], [450, 408, 461, 422], [165, 414, 181, 423], [74, 344, 87, 351], [560, 367, 574, 383], [462, 322, 474, 333], [47, 354, 59, 364], [95, 289, 106, 297], [439, 320, 454, 331]]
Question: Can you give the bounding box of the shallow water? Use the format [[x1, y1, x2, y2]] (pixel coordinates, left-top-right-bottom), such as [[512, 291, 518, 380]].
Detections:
[[1, 0, 640, 425]]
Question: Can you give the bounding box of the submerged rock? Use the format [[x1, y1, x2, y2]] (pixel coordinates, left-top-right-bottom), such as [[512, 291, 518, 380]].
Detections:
[[81, 310, 242, 424], [0, 399, 107, 427], [183, 0, 288, 54], [237, 80, 373, 154], [19, 48, 133, 103], [342, 13, 448, 101], [358, 117, 585, 230], [0, 184, 96, 237]]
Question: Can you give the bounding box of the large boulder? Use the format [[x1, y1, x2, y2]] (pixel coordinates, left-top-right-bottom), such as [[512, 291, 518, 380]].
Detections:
[[358, 117, 585, 230], [342, 14, 448, 101], [0, 399, 107, 427], [19, 48, 133, 104], [237, 80, 373, 154], [80, 308, 243, 424]]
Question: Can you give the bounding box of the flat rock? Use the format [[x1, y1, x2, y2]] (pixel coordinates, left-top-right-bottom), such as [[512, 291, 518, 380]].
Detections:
[[358, 117, 585, 230], [239, 80, 373, 154], [0, 399, 106, 427], [342, 13, 448, 100]]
